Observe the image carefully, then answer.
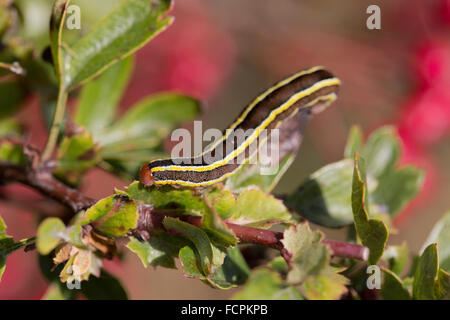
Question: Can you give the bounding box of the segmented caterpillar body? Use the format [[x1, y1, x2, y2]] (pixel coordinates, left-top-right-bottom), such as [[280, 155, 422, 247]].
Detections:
[[139, 66, 340, 187]]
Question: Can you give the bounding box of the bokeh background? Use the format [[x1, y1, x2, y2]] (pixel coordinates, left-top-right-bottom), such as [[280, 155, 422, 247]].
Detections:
[[1, 0, 450, 299]]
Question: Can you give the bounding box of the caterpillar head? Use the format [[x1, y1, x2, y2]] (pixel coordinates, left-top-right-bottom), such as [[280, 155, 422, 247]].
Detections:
[[139, 164, 155, 187]]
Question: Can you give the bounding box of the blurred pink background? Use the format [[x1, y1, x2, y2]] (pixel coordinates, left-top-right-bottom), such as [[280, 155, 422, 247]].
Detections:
[[1, 0, 450, 299]]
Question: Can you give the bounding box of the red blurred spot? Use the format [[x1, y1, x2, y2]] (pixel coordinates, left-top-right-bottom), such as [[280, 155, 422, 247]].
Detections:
[[122, 1, 236, 108]]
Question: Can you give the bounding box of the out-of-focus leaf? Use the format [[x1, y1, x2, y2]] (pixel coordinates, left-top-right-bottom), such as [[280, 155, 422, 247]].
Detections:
[[302, 266, 349, 300], [270, 256, 288, 273], [0, 120, 23, 138], [82, 195, 138, 237], [413, 244, 450, 300], [0, 216, 34, 281], [421, 212, 450, 272], [0, 61, 25, 75], [37, 217, 66, 255], [127, 233, 189, 269], [54, 129, 102, 185], [75, 56, 134, 135], [100, 93, 201, 148], [383, 242, 409, 276], [61, 0, 173, 89], [343, 125, 424, 219], [80, 270, 128, 300], [227, 188, 292, 229], [0, 141, 28, 165], [381, 268, 411, 300], [225, 154, 295, 194], [281, 223, 330, 284], [233, 268, 303, 300], [344, 125, 363, 158], [163, 217, 213, 275], [352, 154, 388, 264], [285, 159, 354, 228], [50, 0, 70, 77], [371, 166, 425, 218], [363, 126, 401, 179], [59, 247, 102, 284]]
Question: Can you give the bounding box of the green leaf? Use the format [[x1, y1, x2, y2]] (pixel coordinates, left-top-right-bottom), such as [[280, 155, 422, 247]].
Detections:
[[381, 268, 411, 300], [281, 223, 330, 284], [207, 246, 251, 289], [371, 166, 425, 218], [363, 126, 401, 179], [383, 242, 409, 276], [0, 79, 26, 120], [206, 187, 236, 220], [0, 141, 28, 165], [202, 204, 237, 248], [42, 282, 75, 300], [125, 182, 233, 218], [413, 243, 450, 300], [0, 119, 23, 138], [61, 0, 173, 89], [179, 245, 248, 289], [75, 56, 134, 135], [37, 218, 66, 255], [228, 188, 292, 229], [285, 159, 354, 228], [100, 93, 201, 149], [421, 212, 450, 272], [302, 266, 349, 300], [82, 195, 138, 237], [80, 270, 128, 300], [125, 182, 204, 216], [225, 154, 296, 193], [233, 268, 303, 300], [344, 125, 363, 158], [163, 217, 213, 275], [127, 233, 189, 269], [54, 129, 101, 185], [352, 154, 388, 264], [50, 0, 70, 78]]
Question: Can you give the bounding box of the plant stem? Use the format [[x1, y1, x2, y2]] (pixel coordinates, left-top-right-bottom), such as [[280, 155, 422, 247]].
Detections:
[[42, 86, 68, 161]]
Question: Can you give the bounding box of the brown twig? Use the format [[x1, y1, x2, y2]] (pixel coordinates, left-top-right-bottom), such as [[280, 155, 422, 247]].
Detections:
[[0, 142, 368, 262], [0, 161, 95, 212]]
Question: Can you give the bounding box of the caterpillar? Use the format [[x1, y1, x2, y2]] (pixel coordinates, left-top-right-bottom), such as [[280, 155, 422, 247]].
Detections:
[[139, 66, 340, 187]]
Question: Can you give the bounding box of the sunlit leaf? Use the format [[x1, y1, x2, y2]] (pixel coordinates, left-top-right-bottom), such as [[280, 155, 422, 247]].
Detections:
[[281, 223, 330, 284], [227, 188, 292, 229], [233, 268, 303, 300], [37, 217, 66, 255], [285, 159, 354, 228], [352, 154, 388, 264], [302, 266, 349, 300]]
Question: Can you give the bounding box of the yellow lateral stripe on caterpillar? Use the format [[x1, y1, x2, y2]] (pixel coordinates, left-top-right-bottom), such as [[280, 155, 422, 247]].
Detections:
[[201, 65, 326, 154], [139, 67, 340, 187], [150, 77, 340, 172]]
